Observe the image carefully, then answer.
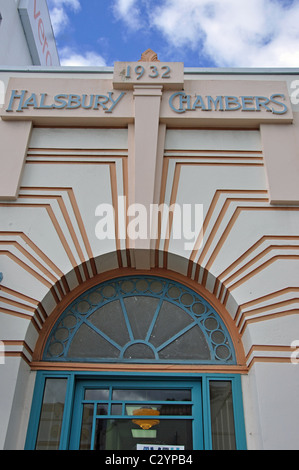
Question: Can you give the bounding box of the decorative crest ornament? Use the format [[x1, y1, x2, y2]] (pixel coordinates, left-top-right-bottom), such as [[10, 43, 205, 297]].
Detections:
[[139, 49, 160, 62]]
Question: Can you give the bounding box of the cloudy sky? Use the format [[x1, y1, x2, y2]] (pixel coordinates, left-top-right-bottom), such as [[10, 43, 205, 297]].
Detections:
[[46, 0, 299, 68]]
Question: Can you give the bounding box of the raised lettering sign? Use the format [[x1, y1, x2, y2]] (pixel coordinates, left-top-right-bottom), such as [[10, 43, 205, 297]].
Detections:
[[113, 62, 184, 90], [169, 92, 288, 115], [5, 90, 126, 113]]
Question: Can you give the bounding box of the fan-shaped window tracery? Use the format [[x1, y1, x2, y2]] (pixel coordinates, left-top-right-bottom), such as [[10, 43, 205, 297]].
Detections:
[[43, 276, 236, 365]]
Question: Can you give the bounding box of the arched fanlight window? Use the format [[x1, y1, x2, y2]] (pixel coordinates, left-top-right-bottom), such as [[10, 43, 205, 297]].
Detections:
[[43, 276, 236, 365]]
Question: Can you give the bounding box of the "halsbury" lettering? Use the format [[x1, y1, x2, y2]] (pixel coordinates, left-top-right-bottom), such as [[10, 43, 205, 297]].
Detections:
[[169, 91, 288, 115], [6, 90, 126, 113]]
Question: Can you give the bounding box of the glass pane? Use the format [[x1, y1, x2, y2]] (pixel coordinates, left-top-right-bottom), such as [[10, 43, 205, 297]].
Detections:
[[88, 300, 130, 346], [192, 302, 206, 315], [112, 389, 191, 401], [149, 280, 164, 294], [101, 285, 117, 299], [79, 404, 93, 450], [67, 323, 120, 358], [120, 280, 135, 293], [63, 313, 77, 328], [126, 404, 192, 416], [215, 344, 231, 361], [150, 301, 193, 348], [88, 290, 103, 306], [48, 341, 64, 357], [135, 279, 150, 292], [35, 379, 67, 450], [123, 343, 156, 360], [124, 296, 160, 340], [159, 326, 211, 361], [209, 381, 236, 450], [85, 389, 109, 401], [97, 404, 109, 416], [111, 404, 123, 415], [167, 285, 181, 299], [94, 419, 193, 450], [76, 300, 91, 314], [180, 293, 194, 306]]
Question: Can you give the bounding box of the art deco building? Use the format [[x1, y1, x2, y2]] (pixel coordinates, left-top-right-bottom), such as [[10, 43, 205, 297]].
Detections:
[[1, 42, 299, 450]]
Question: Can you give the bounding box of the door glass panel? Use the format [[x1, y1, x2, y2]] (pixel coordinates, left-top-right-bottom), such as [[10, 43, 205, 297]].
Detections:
[[209, 381, 236, 450], [97, 404, 109, 415], [94, 419, 193, 451], [35, 378, 67, 450], [79, 404, 93, 450], [111, 404, 123, 415], [125, 404, 192, 416], [75, 384, 196, 450], [112, 389, 191, 401], [84, 389, 109, 400]]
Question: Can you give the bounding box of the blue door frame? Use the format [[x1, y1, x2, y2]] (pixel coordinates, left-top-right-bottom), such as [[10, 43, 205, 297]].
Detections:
[[25, 371, 247, 450], [69, 378, 203, 450]]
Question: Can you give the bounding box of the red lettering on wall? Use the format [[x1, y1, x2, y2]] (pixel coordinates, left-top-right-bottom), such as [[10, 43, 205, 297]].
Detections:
[[33, 0, 40, 19], [33, 1, 53, 66], [38, 18, 44, 46], [46, 51, 52, 66]]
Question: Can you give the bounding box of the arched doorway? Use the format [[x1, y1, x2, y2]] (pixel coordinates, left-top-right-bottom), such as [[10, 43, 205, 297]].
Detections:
[[25, 275, 247, 450]]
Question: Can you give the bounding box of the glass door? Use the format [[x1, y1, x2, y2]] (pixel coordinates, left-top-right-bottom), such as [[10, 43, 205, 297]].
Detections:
[[69, 379, 203, 450]]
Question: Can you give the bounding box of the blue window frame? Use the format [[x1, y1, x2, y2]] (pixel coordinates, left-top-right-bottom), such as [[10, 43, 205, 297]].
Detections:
[[25, 371, 247, 450], [43, 276, 236, 365]]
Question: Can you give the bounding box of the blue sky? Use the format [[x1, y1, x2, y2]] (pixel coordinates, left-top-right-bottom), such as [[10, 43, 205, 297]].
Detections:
[[47, 0, 299, 68]]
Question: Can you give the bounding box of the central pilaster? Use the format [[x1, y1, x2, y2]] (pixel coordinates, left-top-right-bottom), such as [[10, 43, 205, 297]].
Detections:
[[129, 85, 163, 269]]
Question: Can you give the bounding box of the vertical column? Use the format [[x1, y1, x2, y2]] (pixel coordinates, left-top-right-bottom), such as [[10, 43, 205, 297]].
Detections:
[[260, 122, 299, 204], [0, 120, 32, 200], [130, 86, 163, 269]]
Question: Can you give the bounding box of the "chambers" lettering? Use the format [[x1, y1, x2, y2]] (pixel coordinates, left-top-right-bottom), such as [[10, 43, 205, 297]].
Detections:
[[169, 92, 288, 115]]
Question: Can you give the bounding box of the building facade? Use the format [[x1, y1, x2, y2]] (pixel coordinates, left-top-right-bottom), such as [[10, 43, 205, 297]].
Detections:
[[0, 52, 299, 450]]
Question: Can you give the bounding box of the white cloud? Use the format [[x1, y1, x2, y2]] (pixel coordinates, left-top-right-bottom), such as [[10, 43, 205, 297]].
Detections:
[[47, 0, 81, 12], [52, 0, 80, 8], [149, 0, 299, 67], [112, 0, 143, 29], [48, 0, 81, 36], [49, 7, 69, 35], [59, 47, 107, 66], [48, 0, 299, 68]]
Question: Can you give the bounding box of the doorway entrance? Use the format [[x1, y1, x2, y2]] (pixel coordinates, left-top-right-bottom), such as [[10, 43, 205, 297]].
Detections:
[[70, 379, 202, 450], [26, 372, 246, 450]]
